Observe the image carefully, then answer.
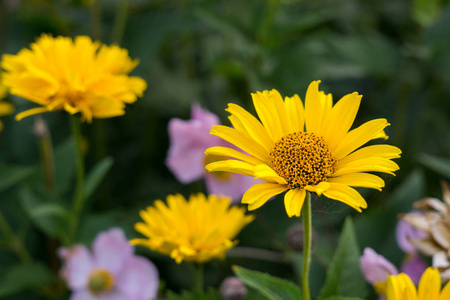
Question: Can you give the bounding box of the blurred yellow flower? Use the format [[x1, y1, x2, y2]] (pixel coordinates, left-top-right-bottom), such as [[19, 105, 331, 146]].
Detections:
[[386, 267, 450, 300], [0, 81, 13, 130], [205, 80, 401, 217], [131, 193, 254, 264], [1, 34, 147, 122]]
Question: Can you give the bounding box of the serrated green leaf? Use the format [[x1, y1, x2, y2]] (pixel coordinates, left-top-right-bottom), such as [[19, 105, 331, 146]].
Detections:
[[233, 266, 302, 300], [0, 262, 54, 297], [166, 288, 222, 300], [419, 153, 450, 179], [83, 156, 114, 200], [318, 218, 366, 300], [0, 165, 34, 193]]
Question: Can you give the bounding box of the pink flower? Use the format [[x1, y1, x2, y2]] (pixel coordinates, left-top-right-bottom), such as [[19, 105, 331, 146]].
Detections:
[[166, 104, 255, 202], [360, 247, 398, 285], [58, 228, 159, 300], [395, 214, 428, 254], [400, 253, 427, 284]]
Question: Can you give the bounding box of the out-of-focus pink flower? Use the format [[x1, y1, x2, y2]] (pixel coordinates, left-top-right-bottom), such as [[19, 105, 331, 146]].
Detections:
[[396, 214, 428, 254], [166, 104, 255, 202], [399, 253, 427, 284], [58, 228, 159, 300], [360, 247, 398, 285]]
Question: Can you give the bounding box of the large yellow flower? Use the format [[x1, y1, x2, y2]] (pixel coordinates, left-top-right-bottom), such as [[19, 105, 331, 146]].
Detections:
[[205, 81, 401, 217], [131, 193, 254, 264], [1, 34, 146, 122], [0, 81, 13, 130], [386, 267, 450, 300]]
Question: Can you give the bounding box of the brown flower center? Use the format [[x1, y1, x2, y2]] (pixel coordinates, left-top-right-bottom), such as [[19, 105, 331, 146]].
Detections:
[[268, 132, 336, 189]]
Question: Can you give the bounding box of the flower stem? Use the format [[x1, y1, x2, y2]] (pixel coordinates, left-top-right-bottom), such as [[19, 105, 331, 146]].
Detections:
[[0, 210, 32, 263], [301, 192, 312, 300], [69, 115, 85, 244], [194, 264, 204, 294]]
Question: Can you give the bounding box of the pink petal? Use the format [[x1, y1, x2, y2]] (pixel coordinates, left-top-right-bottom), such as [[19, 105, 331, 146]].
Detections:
[[400, 253, 427, 284], [92, 228, 133, 275], [165, 106, 222, 183], [71, 290, 125, 300], [360, 247, 398, 284], [396, 215, 428, 253], [205, 173, 257, 203], [58, 245, 94, 290], [116, 256, 159, 300]]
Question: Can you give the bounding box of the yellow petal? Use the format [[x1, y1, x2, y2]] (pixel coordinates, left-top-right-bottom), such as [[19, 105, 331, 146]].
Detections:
[[327, 173, 385, 190], [417, 267, 440, 300], [304, 181, 330, 196], [251, 91, 285, 142], [15, 107, 51, 121], [284, 94, 305, 133], [253, 164, 287, 184], [228, 115, 246, 133], [439, 280, 450, 300], [333, 157, 399, 177], [0, 102, 14, 116], [241, 182, 287, 210], [283, 188, 306, 217], [304, 80, 322, 134], [205, 146, 264, 166], [333, 118, 390, 160], [226, 103, 274, 153], [321, 92, 362, 152], [323, 183, 367, 212], [210, 125, 270, 161], [337, 144, 401, 166], [205, 160, 254, 177]]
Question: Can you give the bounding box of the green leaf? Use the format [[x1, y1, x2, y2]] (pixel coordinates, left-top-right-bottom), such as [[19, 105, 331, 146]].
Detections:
[[0, 262, 54, 297], [166, 288, 222, 300], [412, 0, 440, 26], [18, 187, 70, 239], [419, 153, 450, 179], [83, 156, 114, 200], [233, 265, 302, 300], [318, 218, 366, 300], [0, 165, 34, 193]]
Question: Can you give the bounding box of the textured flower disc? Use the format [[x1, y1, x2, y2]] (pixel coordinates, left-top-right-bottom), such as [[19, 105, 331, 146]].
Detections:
[[205, 80, 401, 217]]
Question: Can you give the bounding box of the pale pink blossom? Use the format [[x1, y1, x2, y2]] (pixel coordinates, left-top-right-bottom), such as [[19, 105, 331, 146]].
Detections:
[[166, 104, 255, 202], [59, 228, 159, 300], [360, 247, 398, 285]]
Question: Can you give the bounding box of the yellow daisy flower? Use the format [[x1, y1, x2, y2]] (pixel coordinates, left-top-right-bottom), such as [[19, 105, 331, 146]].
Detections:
[[0, 82, 13, 131], [386, 267, 450, 300], [205, 80, 401, 217], [1, 34, 147, 122], [131, 193, 254, 264]]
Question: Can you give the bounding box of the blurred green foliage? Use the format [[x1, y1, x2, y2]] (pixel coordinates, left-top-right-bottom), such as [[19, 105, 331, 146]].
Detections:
[[0, 0, 450, 299]]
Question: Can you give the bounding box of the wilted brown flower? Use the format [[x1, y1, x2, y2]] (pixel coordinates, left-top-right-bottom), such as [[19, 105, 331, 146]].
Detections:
[[401, 181, 450, 279]]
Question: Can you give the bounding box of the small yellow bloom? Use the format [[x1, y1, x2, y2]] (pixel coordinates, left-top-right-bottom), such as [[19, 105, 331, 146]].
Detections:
[[0, 81, 13, 131], [1, 34, 147, 122], [205, 80, 401, 217], [131, 193, 254, 264], [386, 267, 450, 300]]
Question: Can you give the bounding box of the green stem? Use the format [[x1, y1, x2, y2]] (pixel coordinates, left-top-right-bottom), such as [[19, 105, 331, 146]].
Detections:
[[194, 264, 204, 294], [111, 0, 129, 44], [0, 211, 32, 263], [301, 192, 312, 300], [69, 115, 85, 244]]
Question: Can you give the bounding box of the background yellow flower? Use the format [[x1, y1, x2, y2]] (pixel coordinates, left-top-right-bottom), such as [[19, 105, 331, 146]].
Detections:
[[0, 81, 13, 131], [1, 34, 147, 122], [131, 193, 254, 264]]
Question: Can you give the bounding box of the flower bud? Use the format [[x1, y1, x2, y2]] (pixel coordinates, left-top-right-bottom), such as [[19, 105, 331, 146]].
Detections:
[[287, 223, 316, 251], [220, 276, 247, 300]]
